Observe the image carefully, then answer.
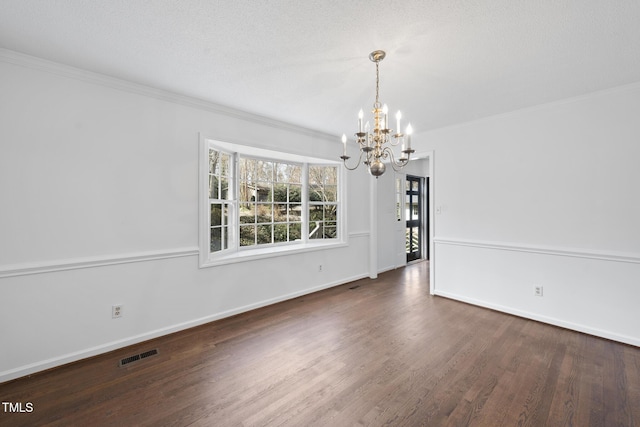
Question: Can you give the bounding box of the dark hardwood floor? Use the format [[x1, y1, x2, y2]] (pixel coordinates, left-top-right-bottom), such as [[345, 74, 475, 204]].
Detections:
[[1, 261, 639, 426]]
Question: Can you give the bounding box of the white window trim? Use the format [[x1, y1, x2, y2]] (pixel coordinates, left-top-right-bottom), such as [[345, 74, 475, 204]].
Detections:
[[199, 135, 347, 268]]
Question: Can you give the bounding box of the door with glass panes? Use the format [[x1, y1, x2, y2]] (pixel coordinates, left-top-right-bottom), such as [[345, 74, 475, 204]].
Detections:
[[406, 175, 422, 262]]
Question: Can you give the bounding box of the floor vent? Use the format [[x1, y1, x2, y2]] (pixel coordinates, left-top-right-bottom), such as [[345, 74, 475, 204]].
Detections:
[[119, 349, 159, 367], [349, 285, 360, 290]]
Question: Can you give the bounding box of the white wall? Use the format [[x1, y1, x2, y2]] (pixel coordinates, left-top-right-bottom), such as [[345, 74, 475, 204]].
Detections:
[[402, 158, 429, 178], [374, 158, 431, 272], [375, 170, 398, 273], [0, 51, 371, 381], [412, 83, 640, 346]]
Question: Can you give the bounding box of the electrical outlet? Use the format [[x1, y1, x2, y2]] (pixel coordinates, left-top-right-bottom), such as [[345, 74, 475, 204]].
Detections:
[[318, 264, 323, 272], [534, 285, 543, 297], [112, 305, 123, 318]]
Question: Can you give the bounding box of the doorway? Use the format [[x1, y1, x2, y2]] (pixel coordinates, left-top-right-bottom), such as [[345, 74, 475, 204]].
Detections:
[[406, 175, 424, 262]]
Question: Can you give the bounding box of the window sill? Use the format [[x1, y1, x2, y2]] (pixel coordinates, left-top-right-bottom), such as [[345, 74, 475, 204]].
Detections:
[[200, 239, 348, 268]]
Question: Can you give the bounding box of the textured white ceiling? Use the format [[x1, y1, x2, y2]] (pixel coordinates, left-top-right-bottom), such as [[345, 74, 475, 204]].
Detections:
[[1, 1, 640, 137]]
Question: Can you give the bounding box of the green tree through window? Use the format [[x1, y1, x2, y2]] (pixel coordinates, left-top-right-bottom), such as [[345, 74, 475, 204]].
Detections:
[[238, 157, 303, 247], [206, 144, 340, 260], [208, 149, 230, 252], [309, 165, 338, 239]]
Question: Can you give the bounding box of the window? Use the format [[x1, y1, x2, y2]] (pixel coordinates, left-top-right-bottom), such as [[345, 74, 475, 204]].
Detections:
[[201, 138, 344, 266], [238, 157, 303, 247], [308, 165, 338, 239], [208, 149, 231, 253]]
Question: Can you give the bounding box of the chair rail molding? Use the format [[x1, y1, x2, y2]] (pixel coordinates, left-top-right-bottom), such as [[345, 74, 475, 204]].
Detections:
[[434, 237, 640, 264], [0, 248, 200, 279]]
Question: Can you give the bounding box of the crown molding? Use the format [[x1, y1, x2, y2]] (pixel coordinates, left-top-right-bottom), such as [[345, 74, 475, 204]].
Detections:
[[0, 48, 335, 141]]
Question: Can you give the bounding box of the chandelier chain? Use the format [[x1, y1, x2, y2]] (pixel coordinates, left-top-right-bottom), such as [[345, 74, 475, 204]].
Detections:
[[375, 62, 380, 106]]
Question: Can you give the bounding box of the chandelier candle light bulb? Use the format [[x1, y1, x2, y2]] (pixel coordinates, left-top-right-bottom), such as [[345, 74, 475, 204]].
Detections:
[[382, 104, 388, 130], [365, 121, 371, 147], [340, 50, 415, 177]]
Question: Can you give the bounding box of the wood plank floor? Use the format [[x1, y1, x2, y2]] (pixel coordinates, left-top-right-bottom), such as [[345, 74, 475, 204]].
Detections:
[[1, 261, 639, 426]]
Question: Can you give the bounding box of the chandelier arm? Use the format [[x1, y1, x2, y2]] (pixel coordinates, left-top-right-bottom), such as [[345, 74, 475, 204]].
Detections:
[[356, 137, 369, 150], [341, 149, 366, 171], [366, 146, 375, 165], [382, 146, 412, 172], [388, 135, 403, 147]]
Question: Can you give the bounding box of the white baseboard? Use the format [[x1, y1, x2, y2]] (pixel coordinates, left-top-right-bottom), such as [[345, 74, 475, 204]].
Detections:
[[0, 273, 369, 383], [434, 290, 640, 348]]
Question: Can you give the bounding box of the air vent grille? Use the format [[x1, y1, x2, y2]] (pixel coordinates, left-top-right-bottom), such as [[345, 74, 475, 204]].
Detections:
[[119, 349, 159, 367]]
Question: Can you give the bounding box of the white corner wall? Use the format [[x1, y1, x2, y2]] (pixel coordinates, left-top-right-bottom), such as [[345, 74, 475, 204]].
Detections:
[[375, 170, 398, 273], [0, 51, 371, 382], [413, 83, 640, 346]]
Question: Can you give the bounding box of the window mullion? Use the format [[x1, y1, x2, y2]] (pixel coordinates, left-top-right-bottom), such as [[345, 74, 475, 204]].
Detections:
[[302, 163, 309, 244], [230, 152, 239, 251]]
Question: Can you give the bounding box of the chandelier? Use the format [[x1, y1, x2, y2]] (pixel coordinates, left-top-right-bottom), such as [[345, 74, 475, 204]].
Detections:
[[340, 50, 414, 177]]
